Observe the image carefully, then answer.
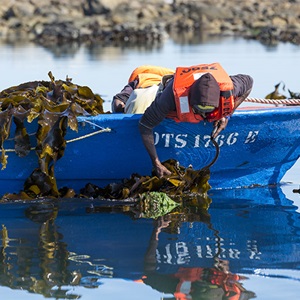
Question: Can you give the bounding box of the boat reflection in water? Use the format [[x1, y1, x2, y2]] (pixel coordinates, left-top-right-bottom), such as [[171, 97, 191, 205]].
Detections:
[[1, 185, 300, 299]]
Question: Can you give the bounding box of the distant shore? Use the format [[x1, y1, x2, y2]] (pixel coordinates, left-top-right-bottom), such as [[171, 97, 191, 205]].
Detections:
[[1, 0, 300, 46]]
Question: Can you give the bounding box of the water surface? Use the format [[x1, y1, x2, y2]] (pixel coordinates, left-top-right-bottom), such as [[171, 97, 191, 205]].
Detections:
[[1, 37, 300, 299], [1, 185, 300, 299]]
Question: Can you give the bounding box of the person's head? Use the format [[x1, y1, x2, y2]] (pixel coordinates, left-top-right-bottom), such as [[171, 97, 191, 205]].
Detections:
[[189, 73, 220, 118]]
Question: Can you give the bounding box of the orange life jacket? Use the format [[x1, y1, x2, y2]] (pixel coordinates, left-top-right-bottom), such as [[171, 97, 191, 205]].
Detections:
[[128, 65, 175, 88], [168, 63, 234, 123], [174, 267, 242, 300]]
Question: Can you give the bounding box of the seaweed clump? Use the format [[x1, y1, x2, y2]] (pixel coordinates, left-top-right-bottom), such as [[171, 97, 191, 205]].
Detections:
[[265, 82, 300, 100], [0, 72, 104, 199], [83, 159, 212, 219], [80, 159, 211, 201], [81, 158, 212, 219]]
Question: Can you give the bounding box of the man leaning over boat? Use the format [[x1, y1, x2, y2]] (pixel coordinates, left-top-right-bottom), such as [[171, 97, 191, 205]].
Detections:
[[112, 63, 253, 178]]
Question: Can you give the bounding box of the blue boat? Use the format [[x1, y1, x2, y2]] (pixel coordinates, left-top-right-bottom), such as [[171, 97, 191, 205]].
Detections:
[[1, 103, 300, 194]]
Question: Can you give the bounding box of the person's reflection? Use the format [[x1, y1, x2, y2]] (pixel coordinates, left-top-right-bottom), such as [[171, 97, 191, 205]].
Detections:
[[142, 215, 256, 300]]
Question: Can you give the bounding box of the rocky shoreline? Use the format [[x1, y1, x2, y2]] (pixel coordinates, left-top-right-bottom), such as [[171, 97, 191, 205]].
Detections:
[[1, 0, 300, 47]]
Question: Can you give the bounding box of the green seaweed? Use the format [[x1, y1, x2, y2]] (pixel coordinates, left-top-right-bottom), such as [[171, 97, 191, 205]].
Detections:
[[138, 191, 179, 219]]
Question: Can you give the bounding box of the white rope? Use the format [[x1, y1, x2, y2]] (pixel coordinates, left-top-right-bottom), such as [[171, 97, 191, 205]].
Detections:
[[80, 119, 107, 129], [66, 127, 111, 143], [245, 97, 300, 105], [1, 126, 112, 153]]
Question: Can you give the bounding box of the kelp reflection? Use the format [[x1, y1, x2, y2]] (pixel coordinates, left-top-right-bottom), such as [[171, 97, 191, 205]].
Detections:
[[86, 189, 211, 221], [1, 205, 78, 298], [0, 203, 115, 298], [0, 191, 255, 299]]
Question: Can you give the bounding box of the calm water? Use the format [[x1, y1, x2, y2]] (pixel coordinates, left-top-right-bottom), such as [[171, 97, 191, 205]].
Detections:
[[1, 37, 300, 299]]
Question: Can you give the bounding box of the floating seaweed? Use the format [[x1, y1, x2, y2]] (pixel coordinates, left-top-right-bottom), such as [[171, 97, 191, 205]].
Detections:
[[288, 89, 300, 99], [265, 82, 287, 100], [80, 159, 211, 200], [80, 158, 212, 218], [265, 81, 300, 100]]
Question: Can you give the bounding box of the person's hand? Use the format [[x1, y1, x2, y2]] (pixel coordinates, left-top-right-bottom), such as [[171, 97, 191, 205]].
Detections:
[[211, 116, 229, 139], [154, 160, 172, 178], [113, 99, 125, 112]]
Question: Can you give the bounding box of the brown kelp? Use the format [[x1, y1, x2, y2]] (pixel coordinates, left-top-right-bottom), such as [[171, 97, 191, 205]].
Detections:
[[0, 72, 104, 199], [80, 159, 211, 200], [81, 159, 212, 219], [265, 82, 300, 100]]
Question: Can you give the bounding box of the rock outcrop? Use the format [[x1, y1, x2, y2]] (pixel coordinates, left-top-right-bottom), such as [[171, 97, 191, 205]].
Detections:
[[0, 0, 300, 46]]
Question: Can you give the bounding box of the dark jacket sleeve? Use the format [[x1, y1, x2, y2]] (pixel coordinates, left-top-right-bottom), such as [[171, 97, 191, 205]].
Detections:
[[230, 74, 253, 98], [112, 80, 138, 105]]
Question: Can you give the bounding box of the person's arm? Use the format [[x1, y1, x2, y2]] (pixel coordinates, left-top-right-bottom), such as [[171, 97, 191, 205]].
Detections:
[[138, 78, 175, 177], [139, 123, 172, 177], [211, 75, 253, 138], [112, 80, 138, 113], [233, 88, 252, 110], [230, 74, 253, 112], [144, 217, 171, 272], [231, 74, 253, 111]]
